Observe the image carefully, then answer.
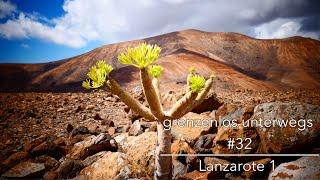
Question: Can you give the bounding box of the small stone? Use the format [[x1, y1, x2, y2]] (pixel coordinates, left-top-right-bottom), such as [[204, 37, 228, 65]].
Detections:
[[101, 119, 115, 127], [93, 113, 103, 120], [194, 134, 216, 154], [57, 108, 64, 112], [172, 159, 187, 179], [86, 105, 95, 110], [70, 126, 90, 137], [128, 120, 143, 136], [107, 127, 116, 136], [66, 123, 74, 133]]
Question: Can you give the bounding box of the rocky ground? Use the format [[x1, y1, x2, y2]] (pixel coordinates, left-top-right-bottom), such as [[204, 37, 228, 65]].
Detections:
[[0, 88, 319, 179]]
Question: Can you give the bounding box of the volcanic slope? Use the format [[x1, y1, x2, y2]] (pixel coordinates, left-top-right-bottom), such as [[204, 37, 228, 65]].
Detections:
[[0, 29, 320, 92]]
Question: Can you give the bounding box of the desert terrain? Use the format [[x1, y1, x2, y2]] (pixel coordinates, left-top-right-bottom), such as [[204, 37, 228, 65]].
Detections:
[[0, 29, 319, 179]]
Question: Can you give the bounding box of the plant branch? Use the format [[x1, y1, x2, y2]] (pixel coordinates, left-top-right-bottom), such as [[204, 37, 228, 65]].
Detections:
[[106, 78, 157, 122], [140, 68, 165, 120]]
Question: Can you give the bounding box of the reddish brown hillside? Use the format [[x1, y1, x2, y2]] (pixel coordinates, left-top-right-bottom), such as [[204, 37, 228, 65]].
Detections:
[[0, 29, 319, 92]]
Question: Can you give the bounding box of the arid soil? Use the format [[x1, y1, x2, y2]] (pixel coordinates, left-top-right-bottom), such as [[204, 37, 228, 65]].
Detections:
[[1, 88, 319, 162]]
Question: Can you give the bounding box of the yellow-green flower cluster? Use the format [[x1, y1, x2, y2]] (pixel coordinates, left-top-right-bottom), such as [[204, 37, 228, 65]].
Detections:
[[118, 43, 161, 69], [188, 75, 206, 93], [82, 60, 113, 89]]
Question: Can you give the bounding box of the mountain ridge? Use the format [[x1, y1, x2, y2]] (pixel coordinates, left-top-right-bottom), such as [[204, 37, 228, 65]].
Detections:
[[0, 29, 320, 92]]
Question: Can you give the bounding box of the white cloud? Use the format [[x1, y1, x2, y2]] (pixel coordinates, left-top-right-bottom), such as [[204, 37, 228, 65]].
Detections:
[[254, 18, 319, 39], [0, 0, 319, 48], [0, 0, 16, 19], [0, 13, 86, 48]]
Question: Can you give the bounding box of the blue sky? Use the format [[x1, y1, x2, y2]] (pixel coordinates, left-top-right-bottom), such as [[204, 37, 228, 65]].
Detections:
[[0, 0, 102, 63], [0, 0, 319, 64]]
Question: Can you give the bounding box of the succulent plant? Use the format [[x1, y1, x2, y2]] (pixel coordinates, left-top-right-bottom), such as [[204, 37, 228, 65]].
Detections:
[[83, 43, 215, 179]]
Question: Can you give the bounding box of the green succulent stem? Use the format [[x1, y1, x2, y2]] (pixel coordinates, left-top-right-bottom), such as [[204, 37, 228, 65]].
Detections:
[[140, 68, 165, 120], [167, 91, 198, 120], [106, 78, 157, 122], [186, 68, 196, 93]]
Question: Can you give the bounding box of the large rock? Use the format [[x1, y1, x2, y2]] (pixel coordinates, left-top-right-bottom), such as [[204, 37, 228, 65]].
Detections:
[[212, 103, 320, 156], [268, 157, 320, 180], [23, 136, 47, 152], [32, 155, 58, 170], [82, 151, 109, 167], [215, 104, 254, 122], [251, 103, 320, 153], [0, 151, 29, 174], [44, 158, 84, 180], [212, 124, 260, 155], [79, 152, 131, 180], [30, 139, 66, 160], [215, 104, 238, 119], [171, 112, 213, 143], [67, 133, 117, 160], [2, 162, 45, 179], [114, 132, 157, 178], [171, 140, 198, 178]]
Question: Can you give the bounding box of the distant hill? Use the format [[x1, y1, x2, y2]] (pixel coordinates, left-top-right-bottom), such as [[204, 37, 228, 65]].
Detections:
[[0, 29, 320, 92]]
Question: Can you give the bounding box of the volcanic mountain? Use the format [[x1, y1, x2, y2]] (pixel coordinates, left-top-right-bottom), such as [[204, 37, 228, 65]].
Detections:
[[0, 29, 320, 92]]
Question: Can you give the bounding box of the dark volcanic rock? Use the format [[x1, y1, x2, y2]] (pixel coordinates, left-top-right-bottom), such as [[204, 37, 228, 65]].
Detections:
[[70, 126, 90, 137], [66, 123, 74, 133]]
